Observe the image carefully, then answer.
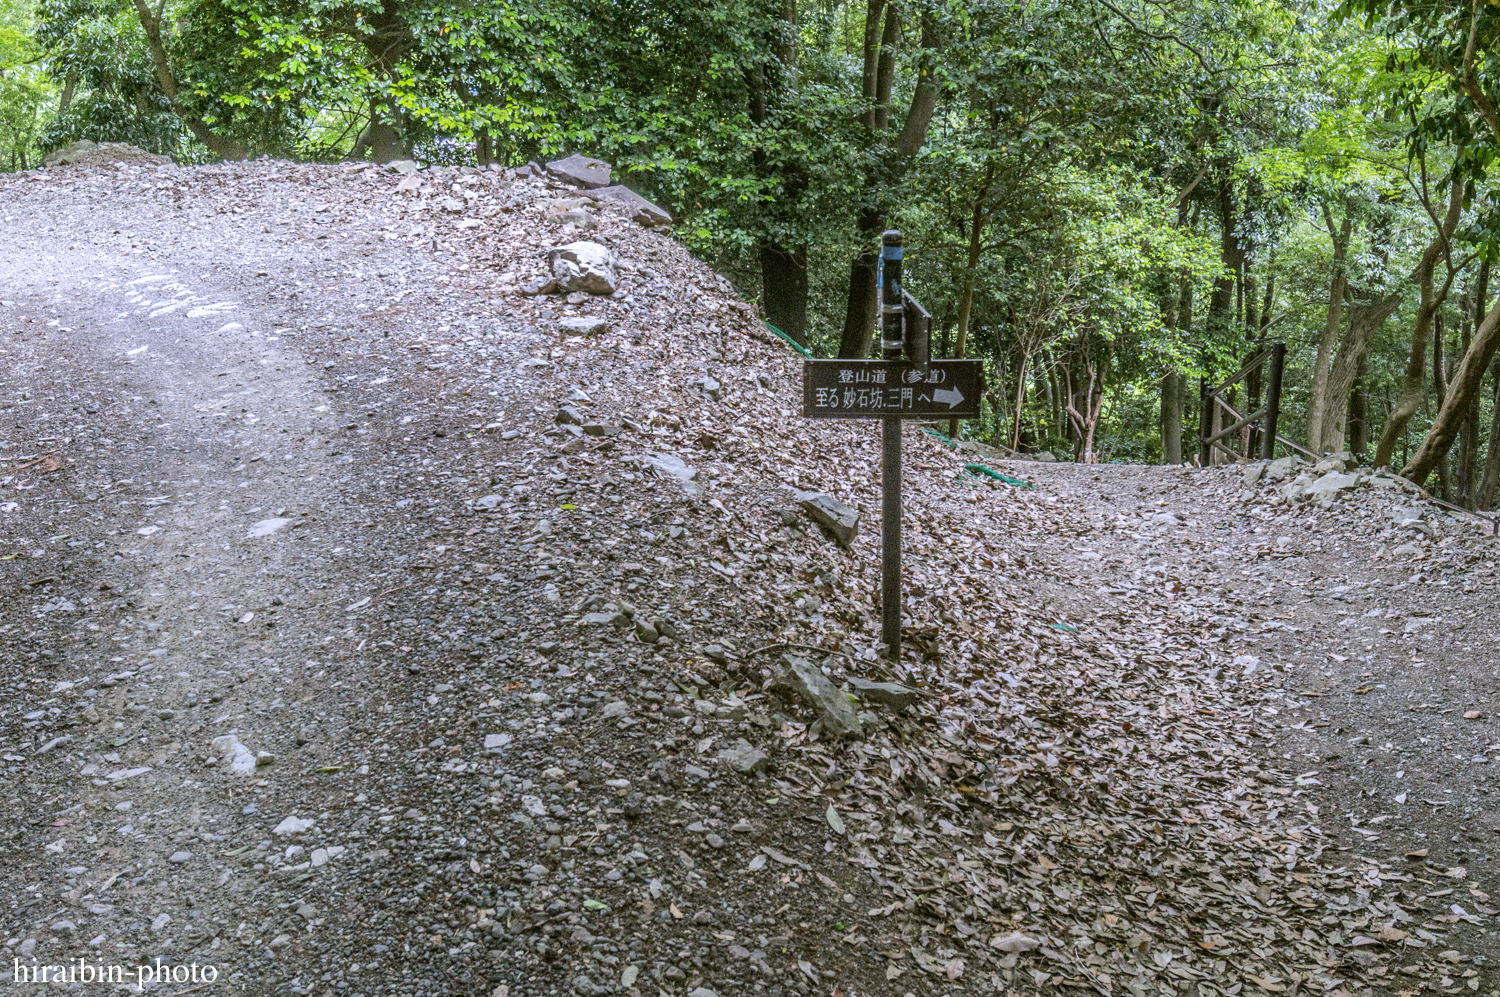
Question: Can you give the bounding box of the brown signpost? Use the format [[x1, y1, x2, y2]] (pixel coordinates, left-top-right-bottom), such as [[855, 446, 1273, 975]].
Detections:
[[799, 230, 986, 659]]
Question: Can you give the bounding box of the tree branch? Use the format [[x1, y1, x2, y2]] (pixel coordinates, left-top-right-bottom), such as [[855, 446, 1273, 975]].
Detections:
[[1460, 0, 1500, 142]]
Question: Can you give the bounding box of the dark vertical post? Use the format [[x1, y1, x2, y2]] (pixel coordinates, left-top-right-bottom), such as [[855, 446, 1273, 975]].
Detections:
[[879, 230, 904, 657], [1261, 340, 1286, 460], [1198, 375, 1212, 467]]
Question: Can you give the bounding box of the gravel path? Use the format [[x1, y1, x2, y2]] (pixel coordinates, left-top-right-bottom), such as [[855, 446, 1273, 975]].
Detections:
[[1020, 459, 1500, 991], [2, 156, 1493, 997]]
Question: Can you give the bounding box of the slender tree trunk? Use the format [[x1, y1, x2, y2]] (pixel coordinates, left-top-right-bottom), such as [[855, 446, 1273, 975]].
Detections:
[[1161, 372, 1184, 464], [1478, 358, 1500, 509], [1162, 276, 1192, 464], [1348, 352, 1368, 460], [1403, 294, 1500, 486], [1011, 348, 1030, 452], [1372, 182, 1467, 468], [749, 0, 808, 345], [1457, 303, 1482, 505], [837, 14, 943, 358], [1307, 201, 1352, 454], [59, 72, 78, 115], [1063, 361, 1105, 464], [948, 172, 991, 435], [872, 3, 900, 132], [1321, 294, 1403, 455], [859, 0, 886, 128], [1209, 180, 1245, 332]]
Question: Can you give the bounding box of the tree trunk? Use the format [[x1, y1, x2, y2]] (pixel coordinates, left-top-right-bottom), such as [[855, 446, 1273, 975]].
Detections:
[[1163, 274, 1192, 464], [129, 0, 247, 160], [837, 206, 883, 359], [1063, 361, 1105, 464], [872, 3, 900, 132], [59, 72, 78, 115], [1457, 305, 1482, 505], [1319, 293, 1403, 455], [1478, 358, 1500, 509], [1208, 180, 1244, 332], [1010, 349, 1030, 452], [1372, 181, 1467, 468], [760, 243, 808, 344], [947, 172, 991, 435], [368, 118, 404, 163], [1347, 352, 1368, 460], [859, 0, 886, 128], [1403, 293, 1500, 486], [1306, 200, 1352, 454], [836, 14, 942, 359], [1161, 371, 1184, 464]]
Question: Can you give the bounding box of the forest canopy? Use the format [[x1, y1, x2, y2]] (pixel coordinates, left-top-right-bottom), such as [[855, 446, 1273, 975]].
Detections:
[[7, 0, 1500, 505]]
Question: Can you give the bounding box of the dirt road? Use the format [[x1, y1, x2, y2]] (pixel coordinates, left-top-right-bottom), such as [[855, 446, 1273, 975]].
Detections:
[[1021, 459, 1500, 989]]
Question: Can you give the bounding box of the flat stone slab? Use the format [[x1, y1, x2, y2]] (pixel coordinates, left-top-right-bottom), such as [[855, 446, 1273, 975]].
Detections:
[[545, 154, 612, 189], [771, 655, 861, 739], [797, 491, 859, 546], [846, 676, 920, 712], [592, 184, 672, 226]]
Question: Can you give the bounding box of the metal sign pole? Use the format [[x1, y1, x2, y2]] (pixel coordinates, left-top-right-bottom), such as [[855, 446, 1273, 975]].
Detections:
[[879, 230, 904, 657]]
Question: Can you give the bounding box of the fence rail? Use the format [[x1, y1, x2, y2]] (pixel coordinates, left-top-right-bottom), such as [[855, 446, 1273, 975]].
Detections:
[[1199, 341, 1306, 464]]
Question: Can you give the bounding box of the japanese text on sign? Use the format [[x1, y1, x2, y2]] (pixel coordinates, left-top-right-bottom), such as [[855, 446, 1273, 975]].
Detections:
[[801, 359, 982, 420]]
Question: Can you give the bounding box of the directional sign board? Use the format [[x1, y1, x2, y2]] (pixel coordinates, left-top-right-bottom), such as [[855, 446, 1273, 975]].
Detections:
[[802, 359, 984, 420]]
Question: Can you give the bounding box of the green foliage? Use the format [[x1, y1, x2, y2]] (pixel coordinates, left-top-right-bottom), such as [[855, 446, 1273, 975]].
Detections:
[[6, 0, 1500, 487]]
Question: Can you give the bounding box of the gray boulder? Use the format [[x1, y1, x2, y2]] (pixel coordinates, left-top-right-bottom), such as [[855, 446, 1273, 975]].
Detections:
[[1304, 470, 1360, 500], [548, 241, 617, 295], [846, 676, 920, 712], [1265, 455, 1301, 481], [797, 491, 860, 547], [592, 184, 673, 227], [1314, 451, 1354, 473], [771, 655, 861, 739], [545, 154, 612, 189]]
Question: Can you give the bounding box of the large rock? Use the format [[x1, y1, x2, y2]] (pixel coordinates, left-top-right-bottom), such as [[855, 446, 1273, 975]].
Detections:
[[548, 241, 618, 295], [592, 185, 673, 227], [545, 154, 612, 189], [1314, 451, 1354, 473], [797, 491, 859, 546], [846, 676, 920, 712], [771, 655, 861, 739], [1265, 455, 1302, 481], [1304, 470, 1360, 500]]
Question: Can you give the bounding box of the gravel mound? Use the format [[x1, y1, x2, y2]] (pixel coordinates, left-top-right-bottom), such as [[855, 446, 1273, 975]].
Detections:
[[42, 139, 172, 169]]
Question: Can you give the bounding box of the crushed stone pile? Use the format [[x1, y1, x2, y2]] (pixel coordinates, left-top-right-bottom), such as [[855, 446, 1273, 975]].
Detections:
[[41, 139, 172, 169], [0, 155, 1471, 997]]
